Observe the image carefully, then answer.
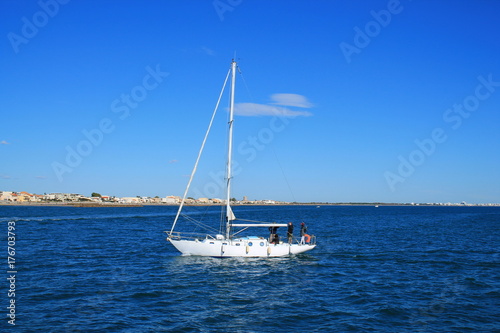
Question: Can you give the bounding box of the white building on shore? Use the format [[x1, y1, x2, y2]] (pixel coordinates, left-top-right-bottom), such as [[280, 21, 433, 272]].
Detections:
[[162, 196, 180, 204], [119, 197, 141, 204]]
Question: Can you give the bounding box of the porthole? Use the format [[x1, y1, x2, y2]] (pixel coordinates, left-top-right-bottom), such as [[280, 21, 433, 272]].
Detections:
[[248, 242, 253, 246], [260, 242, 264, 246]]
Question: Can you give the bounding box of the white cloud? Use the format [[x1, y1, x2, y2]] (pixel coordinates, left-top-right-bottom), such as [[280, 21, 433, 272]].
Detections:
[[233, 93, 314, 117], [1, 140, 10, 145], [201, 46, 216, 56], [233, 103, 312, 117], [270, 93, 314, 108]]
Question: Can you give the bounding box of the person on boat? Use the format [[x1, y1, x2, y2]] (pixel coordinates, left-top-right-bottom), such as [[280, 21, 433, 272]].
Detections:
[[300, 222, 308, 244], [287, 222, 294, 244], [269, 226, 279, 244], [273, 233, 280, 244]]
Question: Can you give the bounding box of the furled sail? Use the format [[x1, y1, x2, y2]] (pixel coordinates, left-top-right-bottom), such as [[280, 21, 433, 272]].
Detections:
[[227, 205, 236, 221]]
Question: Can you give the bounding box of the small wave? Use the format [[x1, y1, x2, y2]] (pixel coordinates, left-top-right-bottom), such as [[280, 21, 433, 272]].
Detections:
[[130, 291, 162, 299], [378, 305, 410, 318], [0, 212, 178, 224]]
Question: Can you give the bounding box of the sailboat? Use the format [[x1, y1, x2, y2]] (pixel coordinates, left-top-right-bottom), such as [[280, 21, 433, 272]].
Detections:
[[166, 60, 316, 257]]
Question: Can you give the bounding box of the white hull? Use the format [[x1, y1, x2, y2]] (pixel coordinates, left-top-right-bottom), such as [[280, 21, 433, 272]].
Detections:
[[168, 237, 316, 257]]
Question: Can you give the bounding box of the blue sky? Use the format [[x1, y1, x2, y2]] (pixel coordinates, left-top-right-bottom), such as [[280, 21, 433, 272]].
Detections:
[[1, 0, 499, 203]]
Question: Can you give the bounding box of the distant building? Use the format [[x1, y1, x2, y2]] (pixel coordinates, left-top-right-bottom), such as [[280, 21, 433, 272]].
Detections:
[[18, 191, 33, 202], [33, 194, 43, 202], [44, 193, 87, 201], [0, 191, 15, 201], [262, 200, 276, 204], [162, 196, 179, 204], [150, 197, 162, 204], [120, 197, 141, 204]]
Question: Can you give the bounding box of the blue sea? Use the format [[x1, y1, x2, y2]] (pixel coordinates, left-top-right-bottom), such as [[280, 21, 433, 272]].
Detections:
[[1, 205, 499, 332]]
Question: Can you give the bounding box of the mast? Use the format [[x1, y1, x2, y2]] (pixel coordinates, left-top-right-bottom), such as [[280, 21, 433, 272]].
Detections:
[[225, 60, 237, 239]]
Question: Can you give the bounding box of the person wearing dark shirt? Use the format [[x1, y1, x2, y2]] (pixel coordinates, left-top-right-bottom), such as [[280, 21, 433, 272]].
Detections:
[[287, 222, 294, 244], [268, 226, 279, 244]]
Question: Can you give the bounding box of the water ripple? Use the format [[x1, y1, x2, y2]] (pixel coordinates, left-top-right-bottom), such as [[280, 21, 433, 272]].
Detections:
[[2, 205, 498, 332]]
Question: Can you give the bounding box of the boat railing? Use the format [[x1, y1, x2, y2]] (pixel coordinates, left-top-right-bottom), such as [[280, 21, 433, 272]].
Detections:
[[167, 231, 316, 245], [292, 235, 316, 245], [166, 231, 215, 241]]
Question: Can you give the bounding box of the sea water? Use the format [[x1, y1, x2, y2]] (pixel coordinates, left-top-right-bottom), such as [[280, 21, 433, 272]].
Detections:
[[1, 205, 498, 332]]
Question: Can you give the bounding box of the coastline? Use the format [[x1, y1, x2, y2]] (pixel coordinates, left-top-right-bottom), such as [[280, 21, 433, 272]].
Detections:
[[1, 201, 498, 207], [0, 202, 143, 207]]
